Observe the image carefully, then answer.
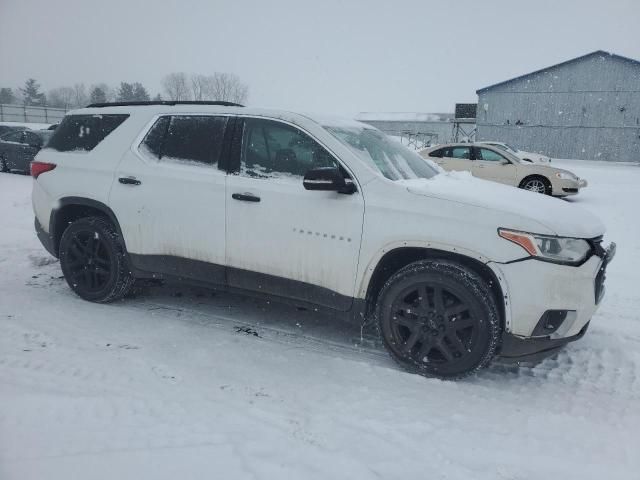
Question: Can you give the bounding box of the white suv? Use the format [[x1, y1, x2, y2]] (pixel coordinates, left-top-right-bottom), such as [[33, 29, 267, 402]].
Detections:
[[31, 101, 616, 379]]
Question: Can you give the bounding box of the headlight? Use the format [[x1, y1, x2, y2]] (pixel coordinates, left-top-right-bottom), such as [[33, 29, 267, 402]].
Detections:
[[555, 171, 577, 180], [498, 229, 591, 265]]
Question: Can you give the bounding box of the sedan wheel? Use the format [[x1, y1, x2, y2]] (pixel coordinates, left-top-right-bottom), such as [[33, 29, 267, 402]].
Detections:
[[521, 177, 550, 195]]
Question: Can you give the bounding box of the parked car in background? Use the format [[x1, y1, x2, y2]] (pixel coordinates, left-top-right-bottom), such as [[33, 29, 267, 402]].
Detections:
[[0, 129, 53, 173], [0, 125, 28, 137], [421, 143, 586, 196], [31, 102, 614, 379], [478, 141, 551, 164]]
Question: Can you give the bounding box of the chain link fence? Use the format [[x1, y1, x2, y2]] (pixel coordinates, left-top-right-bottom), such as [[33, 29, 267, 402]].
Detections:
[[0, 104, 67, 124]]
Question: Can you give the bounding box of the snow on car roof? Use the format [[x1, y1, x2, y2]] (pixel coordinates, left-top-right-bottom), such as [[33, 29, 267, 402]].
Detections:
[[69, 104, 373, 132]]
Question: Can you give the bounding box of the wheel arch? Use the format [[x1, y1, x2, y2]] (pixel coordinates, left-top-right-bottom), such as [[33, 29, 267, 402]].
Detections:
[[361, 245, 506, 331], [519, 174, 551, 189], [50, 197, 125, 256]]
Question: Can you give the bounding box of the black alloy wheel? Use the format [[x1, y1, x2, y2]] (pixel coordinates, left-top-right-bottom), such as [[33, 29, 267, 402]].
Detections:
[[377, 260, 500, 379], [59, 217, 134, 302], [65, 230, 112, 292]]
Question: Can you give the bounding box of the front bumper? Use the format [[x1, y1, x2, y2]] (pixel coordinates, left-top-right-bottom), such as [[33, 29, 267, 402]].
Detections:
[[499, 322, 590, 363], [557, 178, 587, 195], [490, 241, 614, 358]]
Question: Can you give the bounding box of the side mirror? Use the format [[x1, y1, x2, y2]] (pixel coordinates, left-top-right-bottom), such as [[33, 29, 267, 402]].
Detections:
[[303, 167, 356, 194]]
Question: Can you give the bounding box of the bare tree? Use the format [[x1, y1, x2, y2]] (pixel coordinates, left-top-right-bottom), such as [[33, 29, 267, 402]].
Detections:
[[73, 83, 88, 107], [209, 73, 248, 104], [47, 86, 75, 109], [190, 74, 208, 101], [162, 72, 190, 101]]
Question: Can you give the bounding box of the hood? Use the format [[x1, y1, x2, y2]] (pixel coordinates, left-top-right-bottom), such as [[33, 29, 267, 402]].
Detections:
[[399, 172, 605, 238]]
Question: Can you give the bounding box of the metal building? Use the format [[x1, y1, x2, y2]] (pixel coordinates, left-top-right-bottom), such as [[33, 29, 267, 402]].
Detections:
[[476, 51, 640, 162]]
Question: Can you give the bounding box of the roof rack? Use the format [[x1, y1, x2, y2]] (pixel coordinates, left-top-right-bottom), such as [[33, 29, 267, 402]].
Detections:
[[86, 101, 244, 108]]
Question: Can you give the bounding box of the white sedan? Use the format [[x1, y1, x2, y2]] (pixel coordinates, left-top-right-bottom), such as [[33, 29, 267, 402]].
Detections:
[[478, 141, 551, 164]]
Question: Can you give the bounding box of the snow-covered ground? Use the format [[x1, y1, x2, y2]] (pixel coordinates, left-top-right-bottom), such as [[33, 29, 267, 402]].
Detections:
[[1, 160, 639, 479]]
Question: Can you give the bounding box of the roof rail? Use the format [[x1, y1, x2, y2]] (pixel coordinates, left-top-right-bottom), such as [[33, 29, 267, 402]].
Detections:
[[86, 101, 244, 108]]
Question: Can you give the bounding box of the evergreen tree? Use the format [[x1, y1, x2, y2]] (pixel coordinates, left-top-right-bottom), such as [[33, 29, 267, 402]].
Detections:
[[132, 82, 150, 101], [89, 86, 107, 104], [20, 78, 46, 106], [0, 87, 16, 104], [116, 82, 135, 102]]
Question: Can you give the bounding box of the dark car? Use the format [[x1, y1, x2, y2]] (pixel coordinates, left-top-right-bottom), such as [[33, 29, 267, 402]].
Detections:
[[0, 129, 53, 173], [0, 125, 28, 136]]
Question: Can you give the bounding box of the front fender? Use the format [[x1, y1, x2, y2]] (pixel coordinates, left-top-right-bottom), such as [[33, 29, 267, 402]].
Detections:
[[357, 240, 494, 299]]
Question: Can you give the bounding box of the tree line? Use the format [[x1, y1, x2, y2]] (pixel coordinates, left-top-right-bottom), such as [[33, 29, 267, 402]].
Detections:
[[0, 72, 249, 110]]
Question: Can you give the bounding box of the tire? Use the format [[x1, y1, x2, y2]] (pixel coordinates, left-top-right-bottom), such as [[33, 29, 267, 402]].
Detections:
[[519, 175, 551, 195], [59, 216, 134, 303], [375, 260, 500, 379]]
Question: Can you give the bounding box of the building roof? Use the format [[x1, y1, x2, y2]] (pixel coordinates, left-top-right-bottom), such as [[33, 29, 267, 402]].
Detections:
[[355, 112, 453, 122], [476, 50, 640, 94]]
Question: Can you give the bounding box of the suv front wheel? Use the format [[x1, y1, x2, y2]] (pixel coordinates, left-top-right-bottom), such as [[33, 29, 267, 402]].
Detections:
[[59, 216, 134, 302], [376, 260, 500, 379]]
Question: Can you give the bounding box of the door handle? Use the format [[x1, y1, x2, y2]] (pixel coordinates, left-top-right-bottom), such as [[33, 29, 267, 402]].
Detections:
[[232, 192, 261, 202], [119, 176, 141, 186]]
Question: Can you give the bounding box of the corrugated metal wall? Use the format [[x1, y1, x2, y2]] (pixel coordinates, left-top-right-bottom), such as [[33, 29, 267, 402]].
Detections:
[[476, 53, 640, 161]]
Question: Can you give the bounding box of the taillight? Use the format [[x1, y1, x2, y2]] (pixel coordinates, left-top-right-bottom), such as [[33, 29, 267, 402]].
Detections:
[[31, 161, 56, 179]]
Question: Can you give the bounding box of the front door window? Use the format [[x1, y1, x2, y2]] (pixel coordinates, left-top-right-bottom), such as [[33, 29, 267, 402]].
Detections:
[[240, 118, 337, 180]]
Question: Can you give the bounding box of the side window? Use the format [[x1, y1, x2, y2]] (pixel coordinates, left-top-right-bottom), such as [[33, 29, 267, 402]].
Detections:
[[428, 148, 444, 158], [23, 132, 40, 146], [141, 115, 227, 166], [448, 147, 471, 159], [477, 148, 506, 162], [240, 118, 337, 179], [47, 114, 129, 152], [140, 116, 170, 158], [1, 131, 24, 143]]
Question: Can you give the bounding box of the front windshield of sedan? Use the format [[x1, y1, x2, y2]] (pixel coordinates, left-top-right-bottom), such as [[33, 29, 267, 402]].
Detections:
[[325, 126, 438, 180]]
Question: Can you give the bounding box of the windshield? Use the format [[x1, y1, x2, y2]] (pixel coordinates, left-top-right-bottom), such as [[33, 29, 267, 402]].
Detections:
[[486, 142, 518, 154], [325, 126, 438, 180], [504, 143, 519, 152]]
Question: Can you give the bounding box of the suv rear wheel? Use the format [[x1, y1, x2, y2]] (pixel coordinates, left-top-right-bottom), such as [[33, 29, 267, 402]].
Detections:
[[59, 216, 134, 302], [375, 260, 500, 379]]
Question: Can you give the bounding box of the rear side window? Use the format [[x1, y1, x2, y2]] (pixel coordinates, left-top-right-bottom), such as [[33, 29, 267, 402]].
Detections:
[[1, 131, 24, 143], [140, 115, 227, 166], [47, 114, 129, 152], [428, 148, 444, 158]]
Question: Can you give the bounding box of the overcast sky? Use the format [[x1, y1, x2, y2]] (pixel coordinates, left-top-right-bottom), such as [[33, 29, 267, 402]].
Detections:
[[1, 0, 638, 115]]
